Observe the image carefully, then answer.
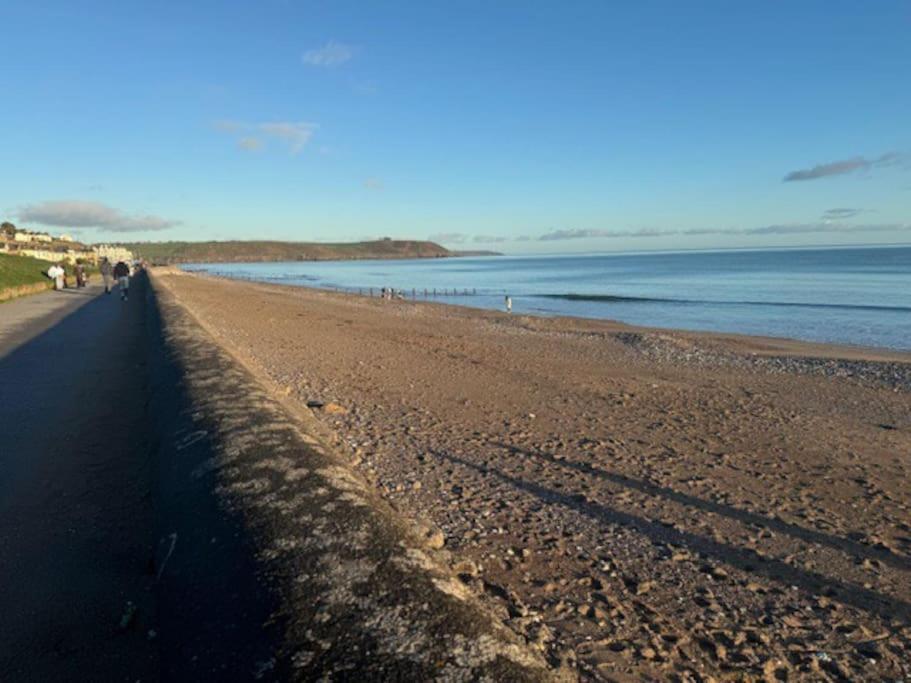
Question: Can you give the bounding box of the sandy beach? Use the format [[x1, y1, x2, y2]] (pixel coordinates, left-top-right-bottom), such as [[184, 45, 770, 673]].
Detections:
[[156, 270, 911, 681]]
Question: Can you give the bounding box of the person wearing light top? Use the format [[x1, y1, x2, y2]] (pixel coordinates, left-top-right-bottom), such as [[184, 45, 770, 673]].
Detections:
[[99, 258, 114, 294], [47, 263, 65, 290]]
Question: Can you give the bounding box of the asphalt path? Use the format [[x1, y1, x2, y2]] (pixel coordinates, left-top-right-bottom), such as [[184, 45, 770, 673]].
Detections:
[[0, 279, 159, 681]]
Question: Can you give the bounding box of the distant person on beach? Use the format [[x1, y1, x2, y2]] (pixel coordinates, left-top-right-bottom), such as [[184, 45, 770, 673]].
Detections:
[[505, 295, 512, 313], [47, 263, 65, 291], [113, 261, 130, 301], [100, 258, 113, 294]]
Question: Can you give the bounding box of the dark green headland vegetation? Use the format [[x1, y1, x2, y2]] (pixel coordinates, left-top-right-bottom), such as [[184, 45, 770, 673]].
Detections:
[[120, 239, 470, 265]]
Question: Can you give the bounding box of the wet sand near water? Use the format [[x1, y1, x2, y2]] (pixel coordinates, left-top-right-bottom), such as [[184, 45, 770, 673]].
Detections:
[[156, 271, 911, 681]]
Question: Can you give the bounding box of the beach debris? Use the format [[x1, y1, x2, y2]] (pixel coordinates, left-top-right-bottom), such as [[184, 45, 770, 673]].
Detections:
[[253, 658, 276, 679], [156, 532, 178, 581], [118, 601, 137, 631], [306, 399, 325, 408]]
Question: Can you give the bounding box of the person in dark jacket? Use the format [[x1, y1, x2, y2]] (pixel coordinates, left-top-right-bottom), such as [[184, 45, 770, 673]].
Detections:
[[113, 261, 130, 301], [74, 262, 87, 288]]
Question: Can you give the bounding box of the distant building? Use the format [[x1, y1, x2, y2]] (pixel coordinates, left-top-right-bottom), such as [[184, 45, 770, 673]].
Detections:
[[58, 234, 74, 242], [93, 244, 134, 263], [13, 230, 53, 243], [19, 247, 66, 263], [18, 246, 94, 264]]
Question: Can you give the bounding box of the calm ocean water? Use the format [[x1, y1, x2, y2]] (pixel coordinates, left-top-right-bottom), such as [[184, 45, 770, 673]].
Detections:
[[185, 245, 911, 351]]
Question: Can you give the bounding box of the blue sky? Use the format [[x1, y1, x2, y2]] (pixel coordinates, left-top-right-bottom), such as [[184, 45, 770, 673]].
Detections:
[[1, 1, 909, 252]]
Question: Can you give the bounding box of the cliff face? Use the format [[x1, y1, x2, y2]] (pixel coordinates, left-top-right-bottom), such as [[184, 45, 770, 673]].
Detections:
[[118, 239, 452, 264]]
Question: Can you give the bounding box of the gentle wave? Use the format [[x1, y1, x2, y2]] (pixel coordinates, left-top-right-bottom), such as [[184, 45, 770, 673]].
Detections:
[[540, 293, 911, 313]]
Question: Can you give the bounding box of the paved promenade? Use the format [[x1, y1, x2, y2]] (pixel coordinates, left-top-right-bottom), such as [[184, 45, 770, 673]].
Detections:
[[0, 281, 159, 680]]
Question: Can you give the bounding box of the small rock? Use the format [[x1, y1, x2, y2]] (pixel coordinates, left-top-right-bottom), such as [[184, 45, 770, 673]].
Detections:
[[453, 559, 479, 577], [636, 580, 655, 595], [323, 402, 347, 415], [425, 529, 445, 549]]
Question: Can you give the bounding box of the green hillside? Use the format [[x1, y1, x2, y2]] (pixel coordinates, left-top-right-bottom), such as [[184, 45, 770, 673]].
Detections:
[[120, 239, 453, 265], [0, 252, 53, 292]]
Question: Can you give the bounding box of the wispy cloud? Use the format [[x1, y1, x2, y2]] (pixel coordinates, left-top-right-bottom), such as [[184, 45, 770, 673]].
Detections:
[[783, 152, 908, 182], [351, 81, 378, 95], [473, 234, 507, 243], [364, 177, 384, 190], [237, 137, 263, 152], [538, 223, 911, 241], [428, 232, 468, 244], [539, 228, 671, 241], [19, 200, 180, 233], [215, 120, 318, 155], [821, 207, 863, 220], [740, 222, 908, 235], [302, 41, 354, 67], [257, 122, 317, 154]]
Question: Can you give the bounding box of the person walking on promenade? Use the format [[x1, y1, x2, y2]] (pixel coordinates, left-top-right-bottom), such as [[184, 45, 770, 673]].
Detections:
[[74, 262, 86, 288], [100, 258, 114, 294], [113, 261, 130, 301], [47, 263, 65, 291]]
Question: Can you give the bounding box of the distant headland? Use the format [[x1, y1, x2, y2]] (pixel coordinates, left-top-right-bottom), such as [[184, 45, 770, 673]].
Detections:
[[119, 239, 501, 265]]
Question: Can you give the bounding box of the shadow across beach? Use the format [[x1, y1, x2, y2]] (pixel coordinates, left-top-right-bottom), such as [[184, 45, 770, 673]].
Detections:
[[490, 441, 911, 574], [435, 450, 911, 626]]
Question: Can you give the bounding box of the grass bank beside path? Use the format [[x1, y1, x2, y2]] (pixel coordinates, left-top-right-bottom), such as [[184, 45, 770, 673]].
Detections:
[[0, 253, 52, 301], [0, 253, 100, 303]]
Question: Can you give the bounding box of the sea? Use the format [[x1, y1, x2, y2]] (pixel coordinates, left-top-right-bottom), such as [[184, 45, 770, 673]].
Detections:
[[184, 245, 911, 351]]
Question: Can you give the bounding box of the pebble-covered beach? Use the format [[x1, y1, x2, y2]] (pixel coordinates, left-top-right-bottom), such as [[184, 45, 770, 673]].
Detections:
[[159, 271, 911, 681]]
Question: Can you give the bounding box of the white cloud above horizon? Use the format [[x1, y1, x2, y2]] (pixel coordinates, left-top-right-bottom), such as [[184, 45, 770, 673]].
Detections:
[[538, 223, 911, 241], [783, 151, 908, 182], [18, 200, 180, 233], [302, 41, 354, 67], [237, 137, 264, 152], [215, 120, 318, 155], [428, 232, 468, 244]]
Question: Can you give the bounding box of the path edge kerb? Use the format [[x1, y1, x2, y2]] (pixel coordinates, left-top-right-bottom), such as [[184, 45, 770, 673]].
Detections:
[[147, 271, 570, 681]]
